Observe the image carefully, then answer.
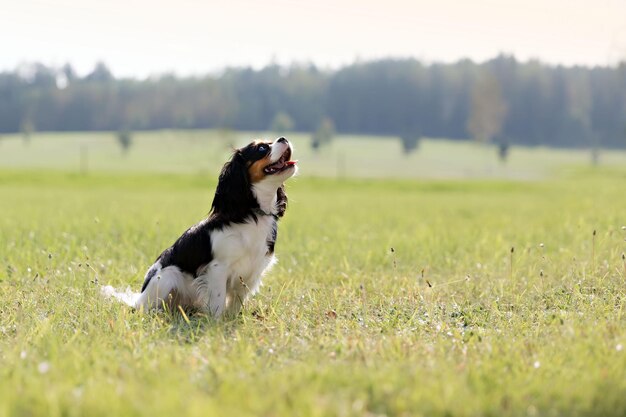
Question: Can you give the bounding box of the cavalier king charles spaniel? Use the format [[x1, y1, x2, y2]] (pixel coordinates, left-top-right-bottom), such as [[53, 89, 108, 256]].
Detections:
[[103, 137, 297, 317]]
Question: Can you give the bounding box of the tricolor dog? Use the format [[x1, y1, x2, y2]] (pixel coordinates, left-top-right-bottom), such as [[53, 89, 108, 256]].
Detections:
[[104, 137, 297, 317]]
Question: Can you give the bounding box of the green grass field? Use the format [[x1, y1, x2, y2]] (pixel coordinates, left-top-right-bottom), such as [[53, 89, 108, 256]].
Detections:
[[1, 131, 626, 416], [2, 129, 626, 179]]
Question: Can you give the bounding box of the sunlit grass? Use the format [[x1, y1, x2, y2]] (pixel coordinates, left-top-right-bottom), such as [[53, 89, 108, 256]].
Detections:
[[2, 129, 626, 179], [0, 169, 625, 416]]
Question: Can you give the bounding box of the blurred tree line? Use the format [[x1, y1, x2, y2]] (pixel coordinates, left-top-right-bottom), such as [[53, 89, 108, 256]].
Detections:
[[1, 55, 625, 149]]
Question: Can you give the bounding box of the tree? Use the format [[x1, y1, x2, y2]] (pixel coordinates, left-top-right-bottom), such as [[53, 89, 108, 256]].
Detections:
[[86, 62, 113, 82], [311, 117, 335, 151], [62, 63, 77, 83], [116, 130, 133, 154], [400, 133, 420, 155], [0, 59, 625, 150], [270, 112, 294, 133], [467, 74, 508, 145], [566, 71, 596, 164], [497, 139, 510, 163], [20, 118, 35, 145]]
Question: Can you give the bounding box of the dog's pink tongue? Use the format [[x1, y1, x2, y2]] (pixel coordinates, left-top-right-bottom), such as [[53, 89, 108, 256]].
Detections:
[[286, 160, 297, 166]]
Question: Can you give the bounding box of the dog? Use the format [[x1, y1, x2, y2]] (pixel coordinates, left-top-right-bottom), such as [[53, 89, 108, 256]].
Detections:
[[103, 137, 297, 317]]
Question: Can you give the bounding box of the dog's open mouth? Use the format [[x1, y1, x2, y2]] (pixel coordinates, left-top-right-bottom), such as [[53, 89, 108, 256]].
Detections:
[[263, 148, 297, 174]]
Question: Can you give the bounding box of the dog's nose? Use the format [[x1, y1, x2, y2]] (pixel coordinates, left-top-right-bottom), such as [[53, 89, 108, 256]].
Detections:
[[277, 137, 288, 144]]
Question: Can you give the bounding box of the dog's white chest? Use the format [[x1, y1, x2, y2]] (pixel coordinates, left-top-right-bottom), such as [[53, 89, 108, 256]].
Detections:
[[210, 216, 276, 285]]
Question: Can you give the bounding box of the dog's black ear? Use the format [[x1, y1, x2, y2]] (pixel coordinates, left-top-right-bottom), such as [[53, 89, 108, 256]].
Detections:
[[275, 184, 288, 218], [211, 151, 256, 220]]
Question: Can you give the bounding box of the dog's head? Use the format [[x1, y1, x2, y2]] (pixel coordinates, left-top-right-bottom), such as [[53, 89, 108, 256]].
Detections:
[[242, 137, 298, 184], [211, 137, 297, 221]]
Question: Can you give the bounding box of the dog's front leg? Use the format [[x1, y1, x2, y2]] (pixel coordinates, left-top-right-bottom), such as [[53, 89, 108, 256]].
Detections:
[[206, 276, 227, 318], [225, 282, 246, 317], [197, 264, 228, 318]]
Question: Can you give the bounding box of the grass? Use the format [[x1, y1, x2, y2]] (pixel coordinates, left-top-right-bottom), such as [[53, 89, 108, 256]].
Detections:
[[1, 163, 625, 416], [2, 129, 626, 179]]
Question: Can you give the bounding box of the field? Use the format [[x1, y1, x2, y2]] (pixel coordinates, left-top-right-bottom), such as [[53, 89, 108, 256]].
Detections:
[[1, 131, 626, 416], [2, 130, 626, 179]]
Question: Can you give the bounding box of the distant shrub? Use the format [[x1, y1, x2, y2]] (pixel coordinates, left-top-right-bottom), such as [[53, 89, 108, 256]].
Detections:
[[116, 130, 133, 154], [270, 112, 294, 134], [400, 134, 420, 155], [311, 117, 335, 151], [497, 139, 510, 163], [20, 119, 35, 145]]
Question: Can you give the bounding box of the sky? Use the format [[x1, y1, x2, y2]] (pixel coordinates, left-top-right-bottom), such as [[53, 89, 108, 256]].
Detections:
[[3, 0, 626, 78]]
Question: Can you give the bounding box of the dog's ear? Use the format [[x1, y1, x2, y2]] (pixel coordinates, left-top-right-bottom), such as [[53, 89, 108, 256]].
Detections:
[[275, 184, 288, 218], [211, 151, 255, 219]]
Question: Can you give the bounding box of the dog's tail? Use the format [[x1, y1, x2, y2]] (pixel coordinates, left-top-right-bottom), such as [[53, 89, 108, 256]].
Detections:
[[100, 285, 140, 307], [101, 262, 162, 308]]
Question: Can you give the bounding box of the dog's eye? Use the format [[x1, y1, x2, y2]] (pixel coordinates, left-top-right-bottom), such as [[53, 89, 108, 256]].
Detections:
[[258, 144, 268, 152]]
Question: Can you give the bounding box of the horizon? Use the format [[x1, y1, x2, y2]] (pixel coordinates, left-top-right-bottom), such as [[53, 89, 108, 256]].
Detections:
[[3, 0, 626, 78], [7, 53, 626, 81]]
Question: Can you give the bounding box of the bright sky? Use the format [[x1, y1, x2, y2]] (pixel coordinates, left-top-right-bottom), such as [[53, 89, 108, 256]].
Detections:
[[3, 0, 626, 78]]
